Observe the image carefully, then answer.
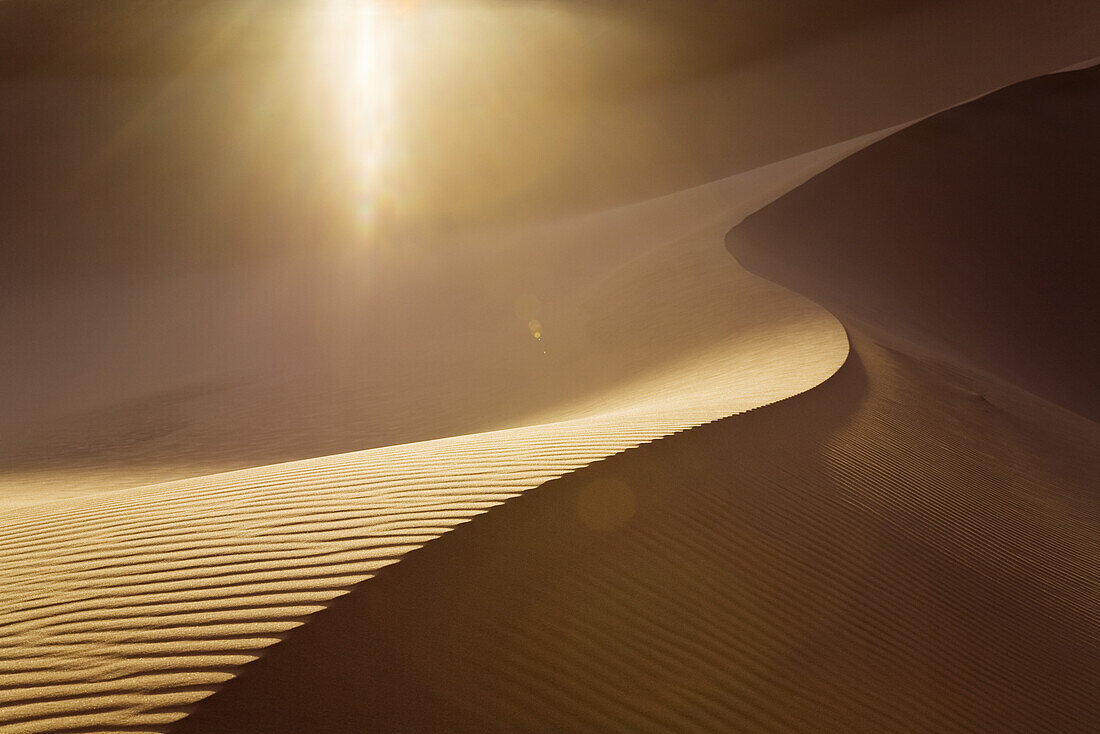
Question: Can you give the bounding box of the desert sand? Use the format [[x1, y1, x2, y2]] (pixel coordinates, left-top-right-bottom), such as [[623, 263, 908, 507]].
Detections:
[[1, 2, 1098, 733], [178, 65, 1100, 734]]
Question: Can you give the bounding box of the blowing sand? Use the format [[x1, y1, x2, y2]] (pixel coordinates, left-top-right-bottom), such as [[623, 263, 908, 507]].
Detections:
[[2, 4, 1099, 734]]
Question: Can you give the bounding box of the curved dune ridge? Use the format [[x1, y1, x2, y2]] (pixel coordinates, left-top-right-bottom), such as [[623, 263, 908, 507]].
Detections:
[[173, 338, 1100, 734], [170, 66, 1100, 733], [0, 139, 872, 733], [0, 132, 866, 509]]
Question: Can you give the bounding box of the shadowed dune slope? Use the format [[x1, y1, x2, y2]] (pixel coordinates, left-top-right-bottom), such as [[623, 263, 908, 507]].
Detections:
[[730, 64, 1100, 421], [174, 336, 1100, 734]]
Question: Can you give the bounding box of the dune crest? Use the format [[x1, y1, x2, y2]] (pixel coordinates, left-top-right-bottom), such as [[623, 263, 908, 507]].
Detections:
[[0, 139, 869, 733], [173, 337, 1100, 734]]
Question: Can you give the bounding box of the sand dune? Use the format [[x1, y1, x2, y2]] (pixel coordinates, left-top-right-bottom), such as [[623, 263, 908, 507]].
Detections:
[[2, 4, 1098, 734], [172, 67, 1100, 733], [173, 336, 1100, 734], [0, 141, 866, 733], [0, 137, 868, 508]]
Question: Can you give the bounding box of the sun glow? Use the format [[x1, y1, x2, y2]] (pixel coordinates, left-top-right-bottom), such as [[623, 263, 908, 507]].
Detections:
[[308, 1, 643, 235], [315, 0, 412, 237]]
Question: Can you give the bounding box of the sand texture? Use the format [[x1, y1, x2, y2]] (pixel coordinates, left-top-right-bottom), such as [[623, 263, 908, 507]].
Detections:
[[174, 335, 1100, 734], [0, 142, 864, 733], [2, 3, 1098, 733], [175, 65, 1100, 734]]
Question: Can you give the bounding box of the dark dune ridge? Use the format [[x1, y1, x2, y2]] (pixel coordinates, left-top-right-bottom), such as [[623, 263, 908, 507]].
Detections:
[[173, 67, 1100, 733], [730, 64, 1100, 422]]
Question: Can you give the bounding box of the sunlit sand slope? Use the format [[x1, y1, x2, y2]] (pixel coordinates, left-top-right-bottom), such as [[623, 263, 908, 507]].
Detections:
[[0, 142, 867, 733]]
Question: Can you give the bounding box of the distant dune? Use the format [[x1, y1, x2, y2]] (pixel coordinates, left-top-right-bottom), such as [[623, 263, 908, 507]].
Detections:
[[731, 64, 1100, 421]]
